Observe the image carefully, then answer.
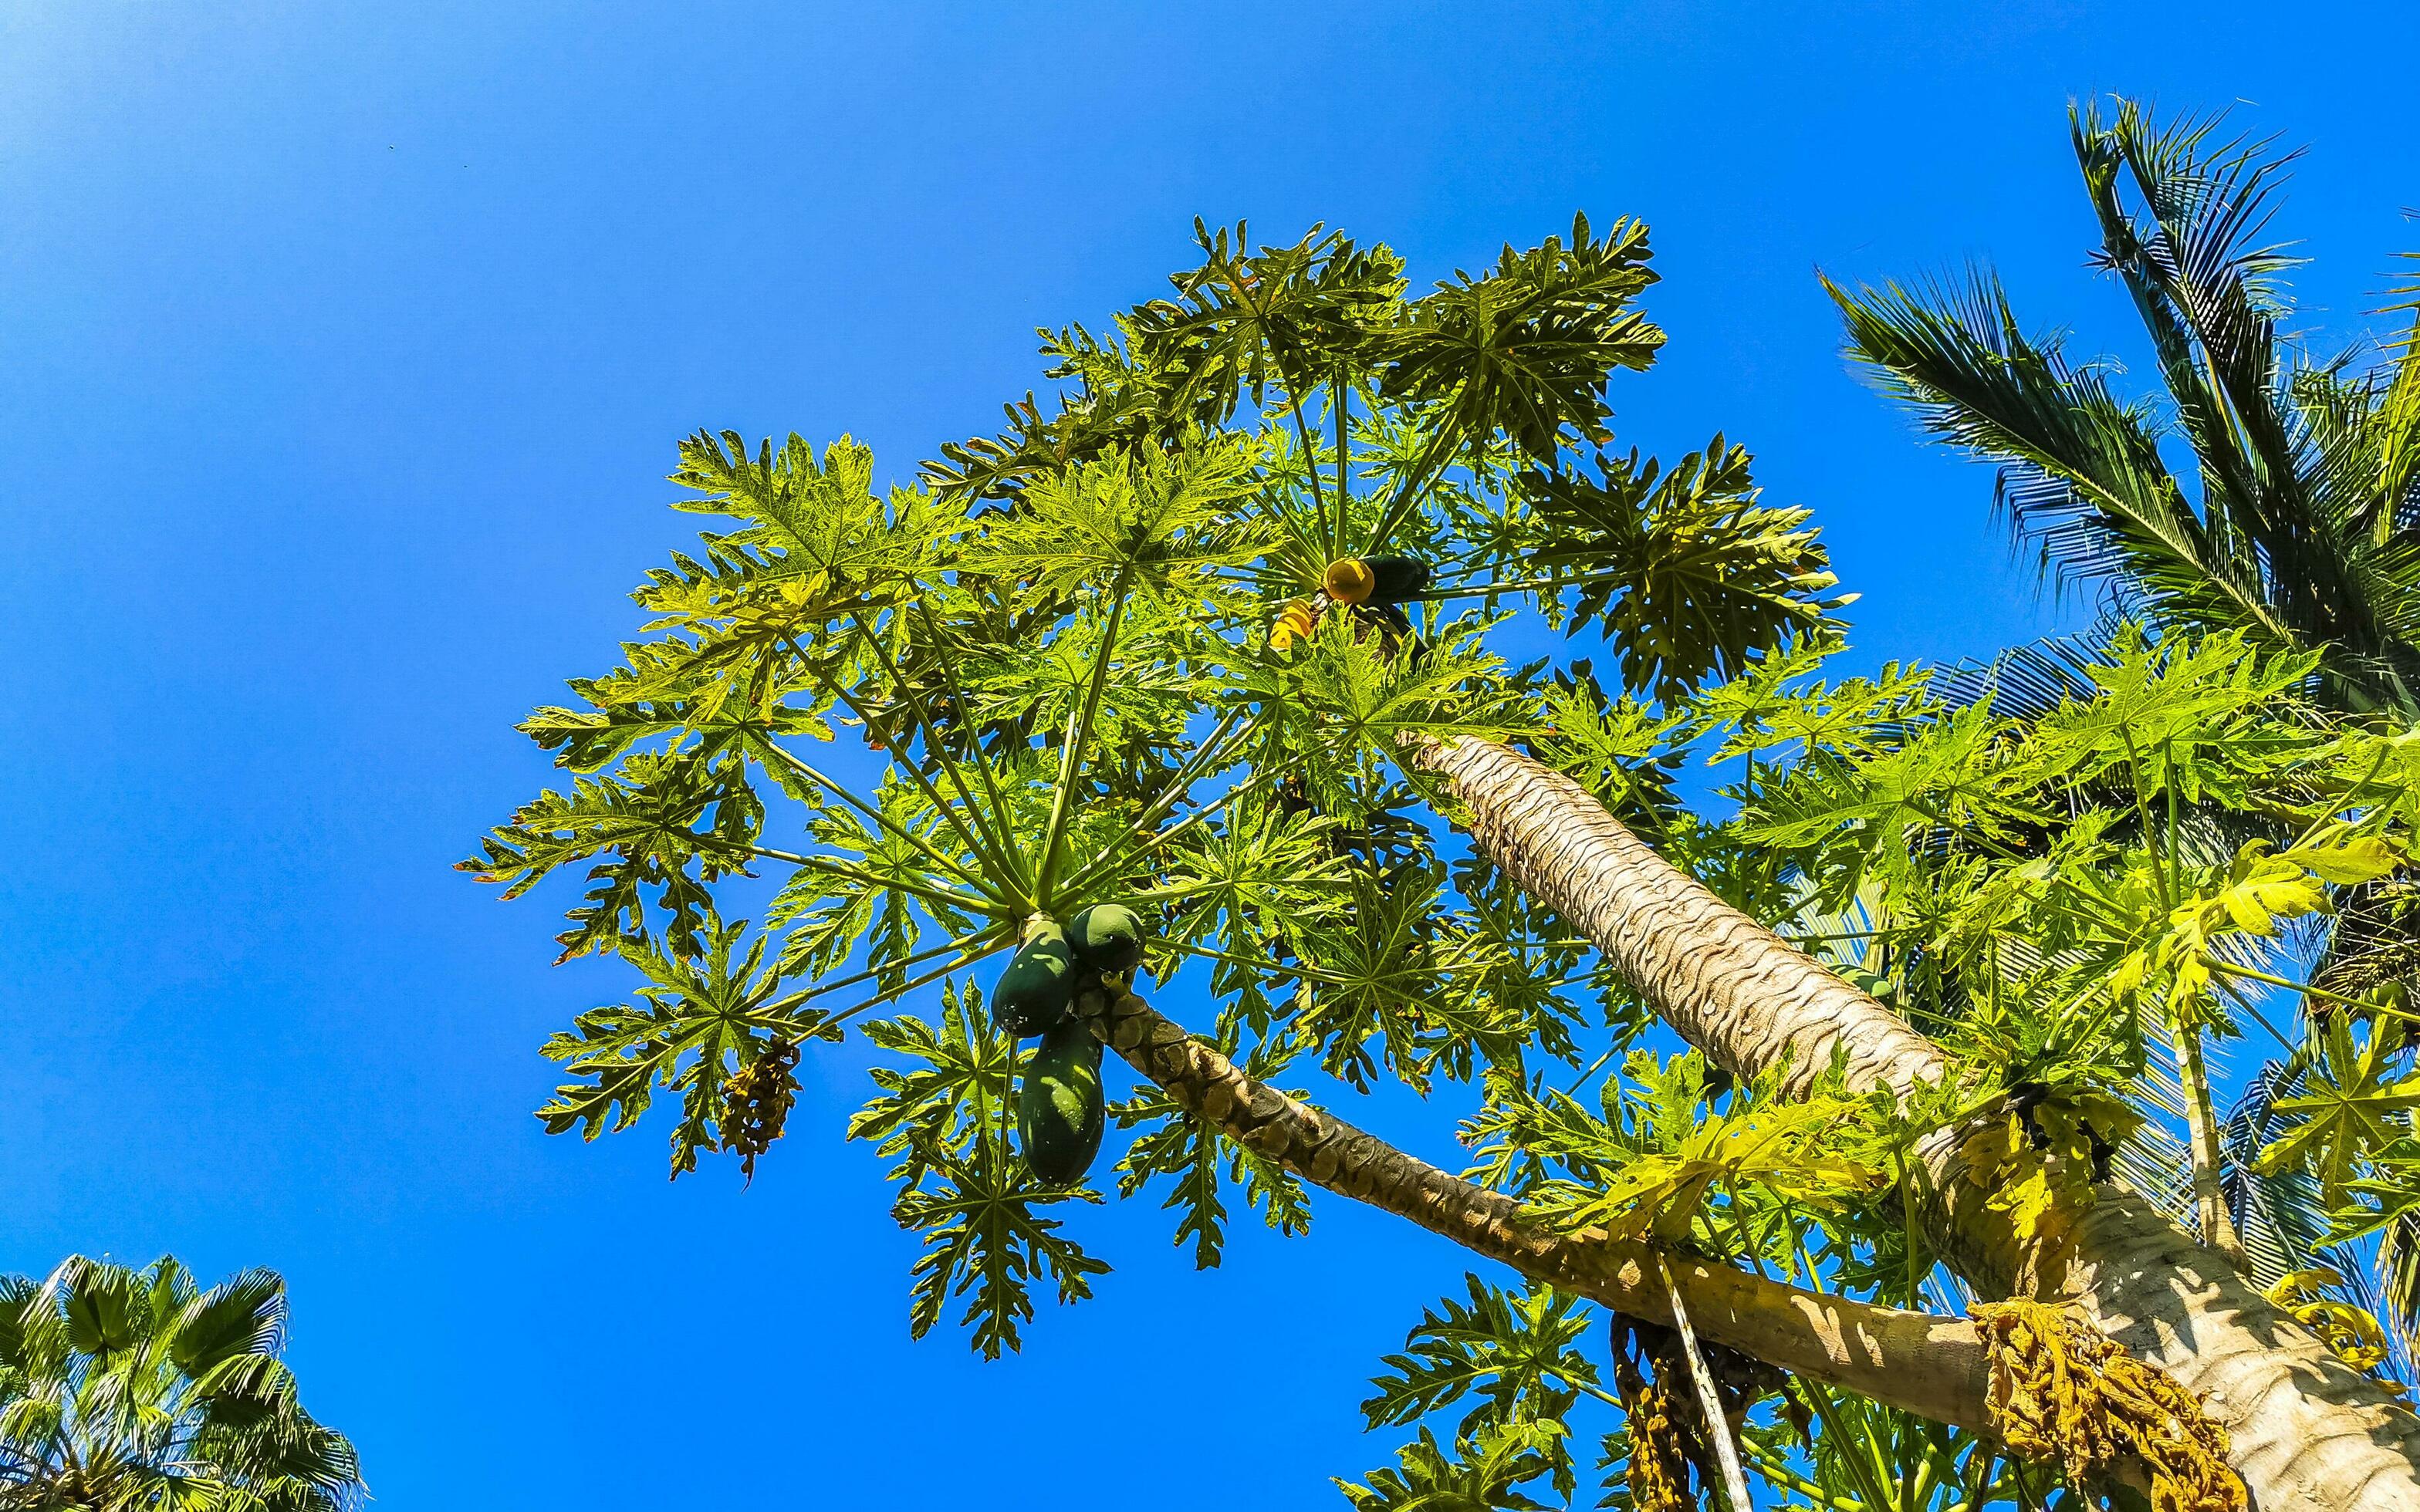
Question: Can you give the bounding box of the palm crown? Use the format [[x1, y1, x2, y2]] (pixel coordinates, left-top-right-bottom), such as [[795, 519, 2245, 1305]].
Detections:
[[1830, 97, 2420, 1348], [1830, 100, 2420, 714], [0, 1256, 362, 1512]]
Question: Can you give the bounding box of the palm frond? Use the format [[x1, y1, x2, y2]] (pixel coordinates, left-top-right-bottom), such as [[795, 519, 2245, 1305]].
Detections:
[[1931, 626, 2123, 721], [2073, 100, 2307, 539], [1828, 269, 2293, 646]]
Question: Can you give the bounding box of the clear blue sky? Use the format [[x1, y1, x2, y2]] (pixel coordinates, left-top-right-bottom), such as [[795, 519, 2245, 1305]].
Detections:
[[1, 3, 2411, 1507]]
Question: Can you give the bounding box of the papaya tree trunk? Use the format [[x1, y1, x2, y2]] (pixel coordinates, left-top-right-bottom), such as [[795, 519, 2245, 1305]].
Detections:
[[1658, 1250, 1758, 1512], [1404, 731, 2420, 1512], [1078, 982, 2001, 1433], [2172, 1014, 2249, 1268]]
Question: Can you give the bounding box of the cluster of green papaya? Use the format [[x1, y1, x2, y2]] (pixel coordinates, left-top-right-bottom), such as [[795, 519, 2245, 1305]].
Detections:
[[1270, 555, 1431, 651], [1321, 555, 1430, 608], [996, 902, 1147, 1184]]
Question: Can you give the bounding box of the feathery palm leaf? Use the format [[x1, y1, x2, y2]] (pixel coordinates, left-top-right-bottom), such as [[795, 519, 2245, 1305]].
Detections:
[[1832, 100, 2420, 715]]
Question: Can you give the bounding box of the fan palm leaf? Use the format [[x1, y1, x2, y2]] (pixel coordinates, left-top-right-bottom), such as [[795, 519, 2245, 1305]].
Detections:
[[0, 1256, 361, 1511]]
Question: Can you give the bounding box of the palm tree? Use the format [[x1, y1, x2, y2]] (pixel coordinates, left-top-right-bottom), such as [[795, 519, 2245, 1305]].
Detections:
[[1813, 96, 2420, 1499], [1398, 727, 2420, 1512], [1827, 94, 2420, 1248], [1181, 202, 2420, 1506], [0, 1255, 363, 1511], [1827, 100, 2420, 715]]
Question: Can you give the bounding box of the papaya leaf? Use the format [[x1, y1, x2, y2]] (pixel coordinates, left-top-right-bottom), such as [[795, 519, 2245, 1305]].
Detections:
[[1512, 1050, 1881, 1243], [1363, 1277, 1595, 1449], [535, 914, 831, 1178], [1111, 1085, 1231, 1270], [668, 430, 955, 598], [1254, 608, 1533, 813], [2264, 1018, 2420, 1204], [769, 770, 997, 984], [1290, 864, 1497, 1094], [959, 439, 1270, 599], [889, 1127, 1107, 1359], [1523, 435, 1852, 700], [460, 748, 762, 962], [853, 982, 1106, 1357], [847, 980, 1018, 1158], [1125, 220, 1407, 421], [1110, 1021, 1313, 1272], [1374, 211, 1662, 467], [1338, 1420, 1566, 1512]]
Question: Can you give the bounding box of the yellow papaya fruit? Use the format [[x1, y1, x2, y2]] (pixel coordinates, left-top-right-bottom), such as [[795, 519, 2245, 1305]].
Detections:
[[1323, 557, 1377, 604], [1269, 598, 1320, 652]]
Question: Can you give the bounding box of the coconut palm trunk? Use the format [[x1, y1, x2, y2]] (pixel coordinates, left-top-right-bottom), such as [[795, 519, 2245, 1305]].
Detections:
[[1406, 731, 2420, 1512]]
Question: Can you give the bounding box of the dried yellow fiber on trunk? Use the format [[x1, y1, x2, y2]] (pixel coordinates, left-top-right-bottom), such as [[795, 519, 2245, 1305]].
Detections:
[[1974, 1299, 2246, 1512], [2263, 1267, 2391, 1372]]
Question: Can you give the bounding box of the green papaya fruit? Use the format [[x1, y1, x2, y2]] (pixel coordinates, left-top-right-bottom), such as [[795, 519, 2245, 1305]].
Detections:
[[995, 923, 1075, 1036], [1357, 555, 1431, 605], [1322, 555, 1431, 606], [1018, 1019, 1104, 1183], [1067, 902, 1145, 974]]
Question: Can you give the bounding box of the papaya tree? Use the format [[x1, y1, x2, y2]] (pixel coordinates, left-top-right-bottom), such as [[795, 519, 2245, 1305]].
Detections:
[[469, 211, 2420, 1511]]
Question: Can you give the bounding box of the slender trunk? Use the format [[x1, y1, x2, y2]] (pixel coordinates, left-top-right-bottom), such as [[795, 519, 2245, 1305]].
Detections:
[[2172, 1014, 2248, 1268], [1406, 731, 2420, 1512], [1080, 982, 1999, 1433]]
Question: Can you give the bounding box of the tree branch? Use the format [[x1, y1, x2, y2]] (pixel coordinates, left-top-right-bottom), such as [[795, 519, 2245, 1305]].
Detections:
[[1076, 981, 1997, 1436]]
